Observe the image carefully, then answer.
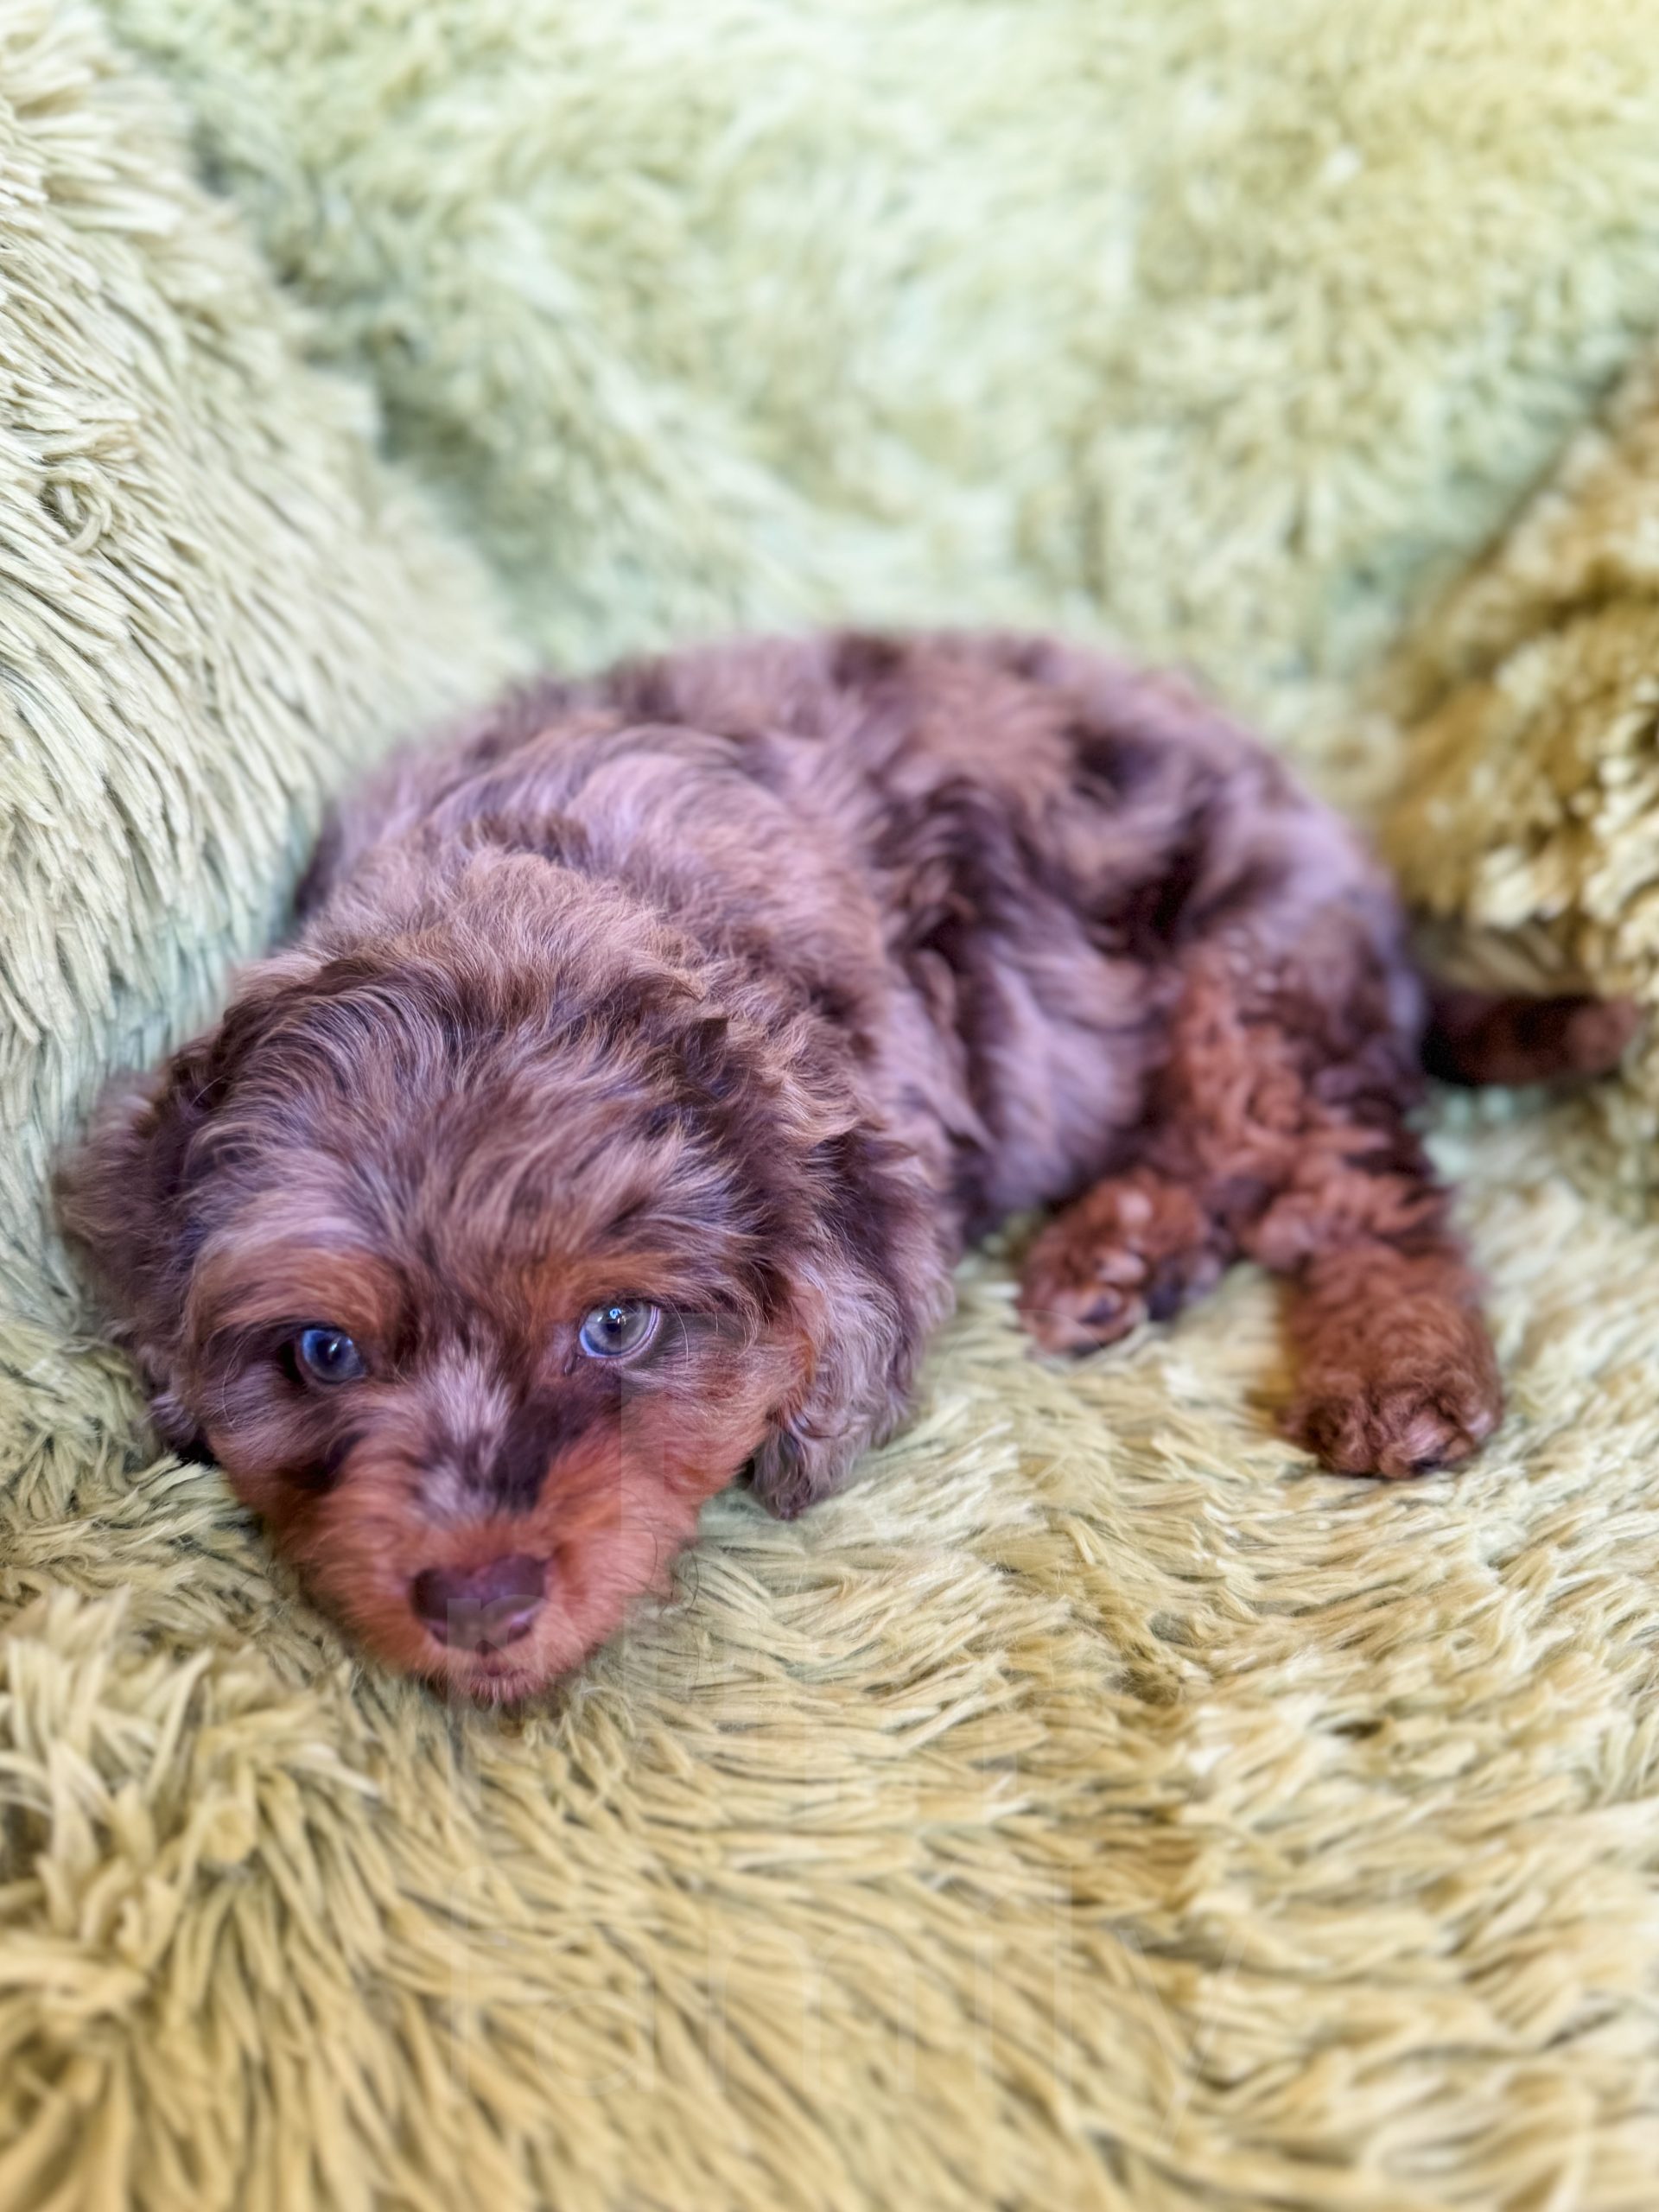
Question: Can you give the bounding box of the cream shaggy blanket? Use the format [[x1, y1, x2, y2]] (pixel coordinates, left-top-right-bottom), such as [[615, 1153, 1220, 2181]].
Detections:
[[1389, 358, 1659, 1211], [10, 4, 1659, 2209]]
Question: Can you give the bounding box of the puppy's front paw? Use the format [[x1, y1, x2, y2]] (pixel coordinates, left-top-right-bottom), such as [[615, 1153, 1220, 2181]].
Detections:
[[1285, 1325, 1502, 1478], [1018, 1170, 1225, 1355]]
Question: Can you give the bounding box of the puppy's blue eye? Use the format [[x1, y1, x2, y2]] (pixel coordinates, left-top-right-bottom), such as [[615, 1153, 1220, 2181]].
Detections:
[[577, 1300, 659, 1360], [295, 1326, 365, 1383]]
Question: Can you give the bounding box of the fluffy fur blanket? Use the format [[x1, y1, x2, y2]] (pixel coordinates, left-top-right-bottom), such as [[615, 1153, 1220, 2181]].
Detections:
[[1389, 359, 1659, 1208], [10, 3, 1659, 2207]]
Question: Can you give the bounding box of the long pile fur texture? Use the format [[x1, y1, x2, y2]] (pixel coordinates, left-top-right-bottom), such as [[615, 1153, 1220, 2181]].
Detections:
[[1388, 358, 1659, 1212], [11, 3, 1659, 2207], [104, 0, 1659, 742]]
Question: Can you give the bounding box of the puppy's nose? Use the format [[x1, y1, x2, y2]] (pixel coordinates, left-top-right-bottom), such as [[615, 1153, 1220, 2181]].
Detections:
[[410, 1554, 546, 1651]]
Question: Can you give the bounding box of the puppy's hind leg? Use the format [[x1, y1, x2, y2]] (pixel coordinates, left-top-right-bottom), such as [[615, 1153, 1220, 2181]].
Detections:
[[1174, 944, 1502, 1477], [1274, 1238, 1501, 1478], [1018, 938, 1503, 1477]]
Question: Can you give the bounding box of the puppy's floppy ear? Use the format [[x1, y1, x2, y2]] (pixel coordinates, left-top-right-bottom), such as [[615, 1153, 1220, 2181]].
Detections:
[[745, 1268, 936, 1520], [746, 1345, 868, 1521], [56, 1034, 226, 1447], [744, 1126, 950, 1520]]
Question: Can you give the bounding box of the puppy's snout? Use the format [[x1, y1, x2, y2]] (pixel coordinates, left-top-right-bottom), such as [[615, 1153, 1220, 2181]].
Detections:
[[410, 1554, 546, 1651]]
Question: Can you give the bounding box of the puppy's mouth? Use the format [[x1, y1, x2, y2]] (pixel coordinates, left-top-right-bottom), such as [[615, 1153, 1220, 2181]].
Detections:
[[437, 1650, 546, 1705]]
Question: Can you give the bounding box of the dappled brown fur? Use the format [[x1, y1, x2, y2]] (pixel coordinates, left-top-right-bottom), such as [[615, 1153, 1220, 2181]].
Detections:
[[59, 632, 1634, 1696]]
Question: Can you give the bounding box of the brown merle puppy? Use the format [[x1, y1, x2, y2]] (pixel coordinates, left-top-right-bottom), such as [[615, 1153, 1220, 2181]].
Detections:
[[60, 633, 1634, 1700]]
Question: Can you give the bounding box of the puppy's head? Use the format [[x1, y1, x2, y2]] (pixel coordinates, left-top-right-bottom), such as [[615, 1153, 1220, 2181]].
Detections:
[[60, 864, 931, 1700]]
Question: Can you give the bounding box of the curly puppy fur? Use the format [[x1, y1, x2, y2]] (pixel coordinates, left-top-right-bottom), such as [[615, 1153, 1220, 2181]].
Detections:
[[59, 633, 1635, 1699]]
